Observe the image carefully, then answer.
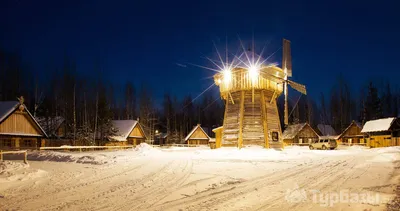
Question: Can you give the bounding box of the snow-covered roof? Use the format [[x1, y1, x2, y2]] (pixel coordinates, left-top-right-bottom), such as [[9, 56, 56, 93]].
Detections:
[[317, 124, 337, 136], [282, 123, 307, 139], [319, 135, 340, 140], [184, 124, 211, 141], [212, 126, 223, 132], [361, 117, 396, 133], [36, 116, 65, 136], [159, 133, 168, 139], [0, 101, 48, 137], [109, 120, 139, 141], [0, 101, 19, 123]]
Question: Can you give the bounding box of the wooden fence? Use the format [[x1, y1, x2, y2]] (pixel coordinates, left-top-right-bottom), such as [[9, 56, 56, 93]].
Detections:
[[339, 143, 367, 146], [39, 145, 135, 152], [162, 144, 204, 147], [0, 150, 28, 164]]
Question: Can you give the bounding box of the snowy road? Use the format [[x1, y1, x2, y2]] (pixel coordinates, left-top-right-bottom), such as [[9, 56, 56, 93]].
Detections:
[[0, 145, 399, 211]]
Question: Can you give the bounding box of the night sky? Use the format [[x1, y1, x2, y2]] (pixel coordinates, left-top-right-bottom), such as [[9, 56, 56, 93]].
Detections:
[[1, 0, 399, 104]]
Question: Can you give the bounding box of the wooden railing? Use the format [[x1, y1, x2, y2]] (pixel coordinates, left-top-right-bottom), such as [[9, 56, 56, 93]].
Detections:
[[339, 143, 367, 146], [39, 145, 135, 152], [214, 67, 283, 97], [284, 143, 310, 146], [0, 150, 28, 164], [162, 144, 205, 147]]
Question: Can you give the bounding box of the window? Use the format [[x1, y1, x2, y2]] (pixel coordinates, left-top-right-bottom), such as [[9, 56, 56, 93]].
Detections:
[[24, 140, 32, 147], [272, 132, 279, 142], [324, 140, 329, 143], [0, 139, 12, 147]]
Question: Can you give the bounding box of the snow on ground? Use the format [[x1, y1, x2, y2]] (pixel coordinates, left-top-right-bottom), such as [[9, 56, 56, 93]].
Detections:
[[0, 144, 399, 211]]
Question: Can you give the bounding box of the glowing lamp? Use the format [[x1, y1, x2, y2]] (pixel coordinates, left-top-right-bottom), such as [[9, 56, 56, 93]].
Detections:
[[222, 68, 232, 85], [248, 65, 259, 83]]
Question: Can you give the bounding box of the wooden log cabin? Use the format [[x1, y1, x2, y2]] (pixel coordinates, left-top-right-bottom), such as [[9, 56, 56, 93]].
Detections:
[[361, 117, 400, 148], [282, 123, 319, 145], [185, 124, 210, 145], [0, 100, 48, 149], [211, 126, 223, 149], [36, 116, 65, 138], [317, 124, 337, 137], [106, 120, 147, 146], [36, 116, 69, 146], [337, 121, 365, 145]]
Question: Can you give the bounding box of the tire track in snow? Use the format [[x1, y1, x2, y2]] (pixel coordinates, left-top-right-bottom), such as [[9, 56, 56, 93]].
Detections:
[[152, 159, 332, 211], [112, 158, 194, 211], [253, 156, 360, 211], [48, 160, 176, 211], [4, 162, 147, 210]]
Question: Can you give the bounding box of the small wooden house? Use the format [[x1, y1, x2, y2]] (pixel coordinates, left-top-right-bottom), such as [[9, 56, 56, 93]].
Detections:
[[36, 116, 65, 138], [211, 126, 223, 149], [0, 100, 47, 149], [185, 124, 210, 145], [337, 121, 365, 145], [282, 123, 319, 145], [361, 117, 400, 148], [106, 120, 147, 146], [154, 133, 168, 145], [317, 124, 337, 136]]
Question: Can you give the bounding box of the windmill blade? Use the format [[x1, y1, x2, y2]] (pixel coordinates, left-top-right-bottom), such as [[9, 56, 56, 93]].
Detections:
[[288, 80, 307, 95], [259, 71, 284, 84], [282, 39, 292, 77], [261, 66, 286, 79]]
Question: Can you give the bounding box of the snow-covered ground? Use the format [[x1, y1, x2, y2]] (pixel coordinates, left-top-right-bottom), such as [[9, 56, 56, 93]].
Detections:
[[0, 144, 399, 211]]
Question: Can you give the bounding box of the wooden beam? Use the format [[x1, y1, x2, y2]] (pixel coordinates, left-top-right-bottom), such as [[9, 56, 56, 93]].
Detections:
[[270, 90, 277, 104], [228, 92, 235, 104], [273, 100, 284, 149], [252, 88, 255, 103], [238, 91, 245, 149], [261, 90, 269, 148]]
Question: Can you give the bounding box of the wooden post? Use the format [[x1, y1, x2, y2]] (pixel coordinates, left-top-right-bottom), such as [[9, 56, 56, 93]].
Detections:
[[252, 88, 254, 103], [261, 90, 269, 148], [238, 91, 245, 149], [222, 97, 229, 147], [41, 139, 46, 147], [14, 138, 20, 149], [24, 151, 28, 164], [0, 150, 2, 161]]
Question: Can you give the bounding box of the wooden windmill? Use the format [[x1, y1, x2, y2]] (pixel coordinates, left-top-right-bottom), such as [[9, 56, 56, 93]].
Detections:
[[213, 39, 306, 148]]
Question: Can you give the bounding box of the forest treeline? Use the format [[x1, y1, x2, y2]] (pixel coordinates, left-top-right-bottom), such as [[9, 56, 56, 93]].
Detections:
[[1, 50, 399, 144]]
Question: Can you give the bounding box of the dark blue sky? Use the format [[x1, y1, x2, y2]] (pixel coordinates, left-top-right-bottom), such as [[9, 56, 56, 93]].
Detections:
[[1, 0, 399, 104]]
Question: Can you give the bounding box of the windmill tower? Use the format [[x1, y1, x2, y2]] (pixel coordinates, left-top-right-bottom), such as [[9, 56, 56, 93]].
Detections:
[[213, 39, 306, 148]]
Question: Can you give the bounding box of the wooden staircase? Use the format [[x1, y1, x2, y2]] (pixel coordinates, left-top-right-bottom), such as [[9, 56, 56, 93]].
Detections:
[[242, 91, 264, 146], [222, 92, 241, 146], [222, 90, 283, 149]]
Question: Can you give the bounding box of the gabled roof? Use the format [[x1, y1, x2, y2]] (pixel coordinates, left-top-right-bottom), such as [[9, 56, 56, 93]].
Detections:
[[0, 101, 48, 137], [0, 101, 19, 123], [36, 116, 65, 137], [337, 120, 362, 139], [317, 124, 337, 136], [361, 117, 396, 133], [282, 123, 307, 139], [108, 120, 147, 141], [184, 124, 211, 141]]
